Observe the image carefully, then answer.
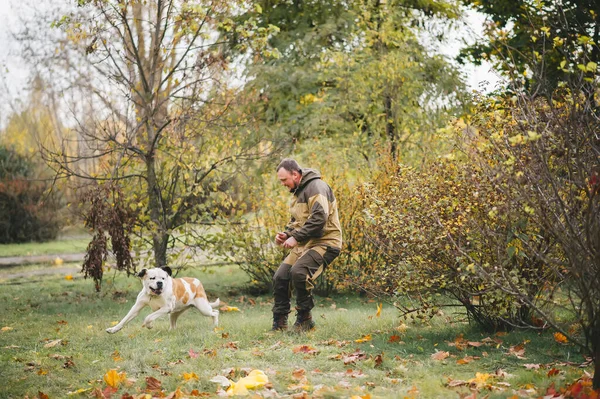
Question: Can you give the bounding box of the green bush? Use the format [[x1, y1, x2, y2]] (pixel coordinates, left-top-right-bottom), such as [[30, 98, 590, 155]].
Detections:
[[359, 156, 555, 331], [0, 146, 61, 243]]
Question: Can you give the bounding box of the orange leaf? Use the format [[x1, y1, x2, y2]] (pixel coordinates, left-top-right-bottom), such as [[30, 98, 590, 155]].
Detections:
[[376, 303, 382, 317], [389, 335, 402, 343], [292, 345, 319, 355], [547, 368, 560, 377], [553, 332, 568, 344]]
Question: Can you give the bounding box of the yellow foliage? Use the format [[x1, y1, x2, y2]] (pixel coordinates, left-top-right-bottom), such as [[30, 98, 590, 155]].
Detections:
[[103, 369, 127, 388], [226, 370, 269, 396]]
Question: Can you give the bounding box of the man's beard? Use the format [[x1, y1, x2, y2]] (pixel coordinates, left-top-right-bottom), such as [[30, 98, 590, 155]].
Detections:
[[289, 182, 299, 193]]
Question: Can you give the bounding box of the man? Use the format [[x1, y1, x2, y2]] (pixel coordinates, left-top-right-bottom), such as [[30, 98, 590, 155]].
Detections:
[[272, 158, 343, 332]]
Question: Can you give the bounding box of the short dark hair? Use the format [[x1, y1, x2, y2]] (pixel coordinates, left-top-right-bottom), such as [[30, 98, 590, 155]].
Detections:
[[276, 158, 301, 173]]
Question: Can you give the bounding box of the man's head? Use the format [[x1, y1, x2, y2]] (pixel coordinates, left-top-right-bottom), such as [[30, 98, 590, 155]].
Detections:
[[276, 158, 302, 192]]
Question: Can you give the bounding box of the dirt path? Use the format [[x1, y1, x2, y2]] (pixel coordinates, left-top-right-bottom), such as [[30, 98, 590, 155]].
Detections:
[[0, 253, 85, 267]]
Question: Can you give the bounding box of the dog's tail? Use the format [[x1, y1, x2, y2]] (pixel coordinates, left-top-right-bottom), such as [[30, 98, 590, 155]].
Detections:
[[209, 298, 220, 309]]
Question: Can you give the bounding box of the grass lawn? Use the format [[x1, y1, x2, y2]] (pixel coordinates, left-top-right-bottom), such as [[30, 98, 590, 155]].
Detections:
[[0, 229, 91, 257], [0, 264, 593, 399]]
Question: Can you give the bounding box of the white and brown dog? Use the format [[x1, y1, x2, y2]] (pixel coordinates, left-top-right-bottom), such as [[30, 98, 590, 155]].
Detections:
[[106, 266, 219, 333]]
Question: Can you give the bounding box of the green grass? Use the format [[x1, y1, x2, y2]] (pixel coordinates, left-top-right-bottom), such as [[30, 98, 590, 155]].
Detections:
[[0, 265, 592, 399], [0, 231, 91, 257]]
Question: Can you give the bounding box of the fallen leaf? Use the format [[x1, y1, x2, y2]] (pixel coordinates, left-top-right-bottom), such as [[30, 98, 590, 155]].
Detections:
[[523, 363, 541, 369], [210, 375, 232, 387], [226, 370, 268, 396], [389, 335, 402, 343], [63, 360, 75, 368], [374, 353, 384, 368], [220, 306, 240, 312], [202, 349, 217, 358], [183, 372, 199, 381], [66, 388, 91, 396], [494, 369, 510, 378], [342, 349, 368, 365], [292, 345, 319, 355], [44, 339, 63, 348], [223, 342, 238, 350], [103, 369, 127, 388], [145, 376, 162, 392], [65, 274, 73, 281], [446, 378, 468, 388], [189, 348, 199, 358], [469, 372, 491, 389], [508, 343, 526, 359], [111, 350, 122, 362], [547, 368, 560, 377], [431, 351, 450, 361], [37, 392, 50, 399], [553, 332, 568, 344], [456, 356, 476, 365], [355, 334, 372, 343], [376, 303, 382, 317]]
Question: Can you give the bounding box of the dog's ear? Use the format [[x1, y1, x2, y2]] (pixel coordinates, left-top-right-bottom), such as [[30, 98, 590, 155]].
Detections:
[[137, 269, 147, 278], [161, 266, 172, 276]]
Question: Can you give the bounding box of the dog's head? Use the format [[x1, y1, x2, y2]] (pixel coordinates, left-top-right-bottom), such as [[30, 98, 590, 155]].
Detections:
[[138, 267, 172, 296]]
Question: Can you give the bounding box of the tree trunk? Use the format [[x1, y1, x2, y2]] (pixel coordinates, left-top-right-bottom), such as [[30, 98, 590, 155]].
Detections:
[[146, 153, 168, 267], [384, 94, 396, 160], [593, 331, 600, 390]]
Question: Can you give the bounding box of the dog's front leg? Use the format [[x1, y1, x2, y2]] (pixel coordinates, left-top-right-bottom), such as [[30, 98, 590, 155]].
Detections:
[[106, 298, 147, 334], [142, 306, 172, 330]]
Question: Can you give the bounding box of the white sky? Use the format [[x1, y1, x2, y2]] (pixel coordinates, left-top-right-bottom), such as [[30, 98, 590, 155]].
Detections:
[[0, 0, 501, 128]]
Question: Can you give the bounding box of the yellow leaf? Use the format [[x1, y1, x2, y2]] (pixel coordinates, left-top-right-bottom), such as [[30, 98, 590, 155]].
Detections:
[[355, 334, 372, 343], [67, 388, 92, 396], [65, 275, 73, 281], [103, 369, 127, 388], [54, 257, 64, 266], [220, 306, 241, 312], [1, 327, 13, 332], [469, 372, 491, 388], [182, 372, 199, 381], [376, 303, 382, 317], [226, 370, 268, 396]]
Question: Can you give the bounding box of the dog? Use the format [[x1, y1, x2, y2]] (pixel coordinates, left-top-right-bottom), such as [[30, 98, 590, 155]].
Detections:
[[106, 266, 219, 333]]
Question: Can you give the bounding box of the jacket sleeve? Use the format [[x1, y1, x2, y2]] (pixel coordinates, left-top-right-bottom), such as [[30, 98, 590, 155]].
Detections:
[[290, 192, 329, 242]]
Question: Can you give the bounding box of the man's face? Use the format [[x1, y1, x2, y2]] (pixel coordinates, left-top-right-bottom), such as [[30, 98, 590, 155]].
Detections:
[[277, 168, 301, 192]]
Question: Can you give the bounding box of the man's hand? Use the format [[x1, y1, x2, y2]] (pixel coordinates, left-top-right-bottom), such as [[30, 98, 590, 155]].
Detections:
[[275, 232, 288, 246], [282, 236, 298, 249]]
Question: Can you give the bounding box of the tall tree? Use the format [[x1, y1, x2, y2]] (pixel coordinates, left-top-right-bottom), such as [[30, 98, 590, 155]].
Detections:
[[44, 0, 278, 286], [459, 0, 600, 95], [236, 0, 466, 164]]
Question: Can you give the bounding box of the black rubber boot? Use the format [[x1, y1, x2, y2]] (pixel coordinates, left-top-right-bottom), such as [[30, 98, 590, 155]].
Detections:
[[271, 313, 288, 331], [292, 309, 315, 332]]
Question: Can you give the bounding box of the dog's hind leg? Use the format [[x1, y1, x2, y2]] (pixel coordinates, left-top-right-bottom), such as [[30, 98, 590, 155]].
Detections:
[[169, 310, 186, 330], [193, 297, 219, 327]]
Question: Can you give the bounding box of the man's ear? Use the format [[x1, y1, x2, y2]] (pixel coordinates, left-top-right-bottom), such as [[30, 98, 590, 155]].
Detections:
[[161, 266, 172, 276], [137, 269, 147, 278]]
